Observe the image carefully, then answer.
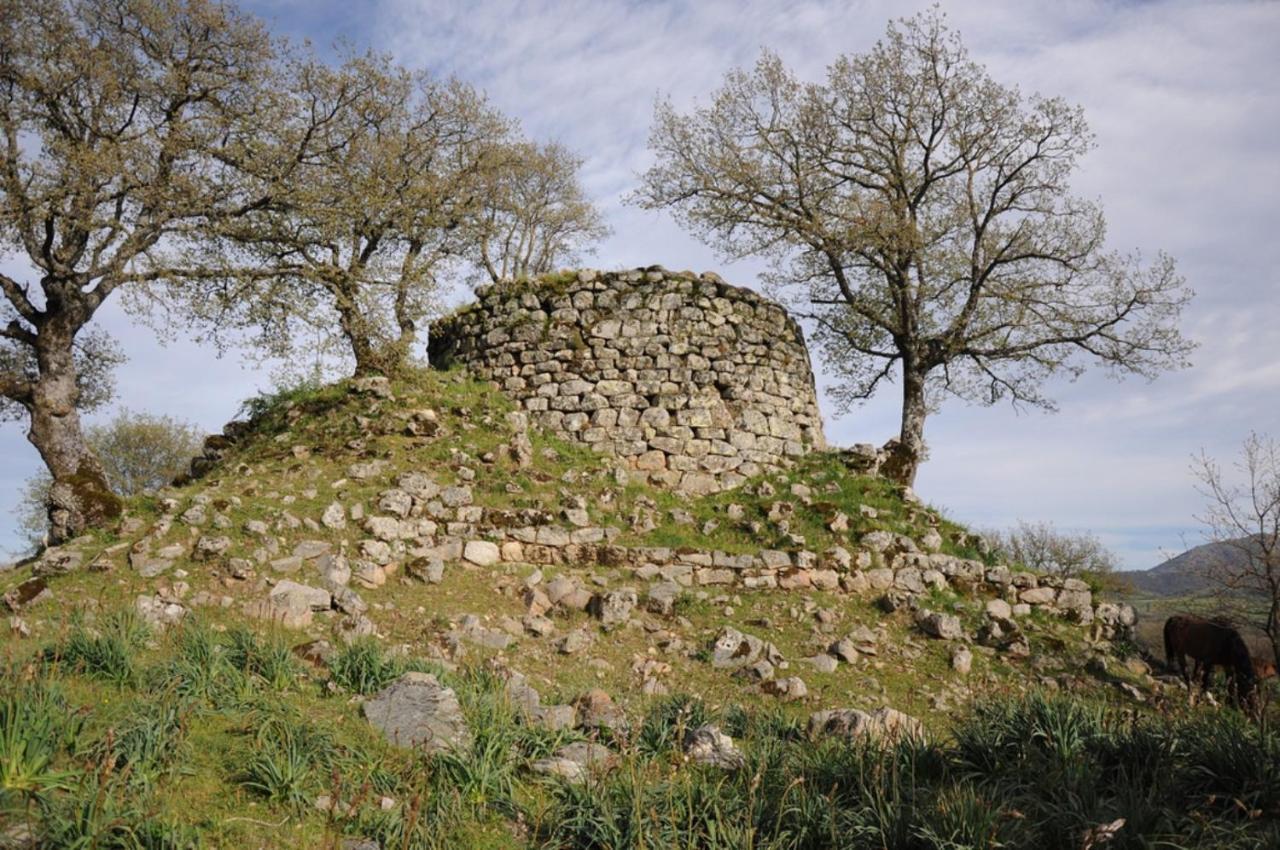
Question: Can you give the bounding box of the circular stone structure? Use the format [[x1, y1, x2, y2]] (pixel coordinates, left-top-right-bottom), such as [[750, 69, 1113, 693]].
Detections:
[[428, 267, 826, 494]]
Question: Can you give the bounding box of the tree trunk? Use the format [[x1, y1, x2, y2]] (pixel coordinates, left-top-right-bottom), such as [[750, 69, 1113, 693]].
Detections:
[[27, 327, 120, 543], [883, 364, 928, 487], [336, 302, 384, 378]]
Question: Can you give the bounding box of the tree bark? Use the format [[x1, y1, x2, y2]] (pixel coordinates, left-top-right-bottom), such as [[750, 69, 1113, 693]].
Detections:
[[883, 363, 928, 487], [335, 300, 384, 378], [26, 325, 121, 543]]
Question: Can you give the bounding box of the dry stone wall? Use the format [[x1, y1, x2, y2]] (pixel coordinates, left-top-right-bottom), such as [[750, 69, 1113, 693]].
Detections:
[[428, 268, 826, 494]]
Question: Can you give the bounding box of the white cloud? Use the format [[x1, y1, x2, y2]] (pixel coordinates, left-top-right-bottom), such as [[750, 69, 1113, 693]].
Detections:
[[2, 0, 1277, 569]]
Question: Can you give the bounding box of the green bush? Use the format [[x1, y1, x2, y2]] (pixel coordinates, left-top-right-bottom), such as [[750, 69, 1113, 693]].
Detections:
[[56, 611, 151, 686], [224, 626, 298, 690], [330, 638, 410, 695], [0, 678, 82, 810]]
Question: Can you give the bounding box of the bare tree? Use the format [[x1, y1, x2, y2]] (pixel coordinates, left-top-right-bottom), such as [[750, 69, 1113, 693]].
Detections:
[[0, 0, 272, 542], [985, 520, 1118, 581], [471, 140, 610, 283], [634, 10, 1193, 486], [1193, 433, 1280, 668], [181, 51, 511, 377]]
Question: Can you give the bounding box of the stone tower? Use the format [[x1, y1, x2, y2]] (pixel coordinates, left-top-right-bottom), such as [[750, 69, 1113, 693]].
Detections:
[[428, 267, 825, 494]]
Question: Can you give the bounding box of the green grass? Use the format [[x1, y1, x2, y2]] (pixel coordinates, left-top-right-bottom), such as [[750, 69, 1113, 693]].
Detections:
[[5, 364, 1275, 846]]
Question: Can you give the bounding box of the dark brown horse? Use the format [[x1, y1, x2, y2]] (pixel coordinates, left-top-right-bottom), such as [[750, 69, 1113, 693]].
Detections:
[[1163, 614, 1257, 705]]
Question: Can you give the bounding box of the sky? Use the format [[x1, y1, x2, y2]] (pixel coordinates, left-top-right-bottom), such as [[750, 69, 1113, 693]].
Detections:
[[2, 0, 1278, 569]]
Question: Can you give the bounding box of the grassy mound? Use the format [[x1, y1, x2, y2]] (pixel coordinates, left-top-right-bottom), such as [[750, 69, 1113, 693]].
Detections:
[[2, 367, 1276, 847]]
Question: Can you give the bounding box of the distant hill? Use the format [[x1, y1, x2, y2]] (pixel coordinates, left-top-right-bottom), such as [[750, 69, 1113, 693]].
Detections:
[[1125, 539, 1257, 597]]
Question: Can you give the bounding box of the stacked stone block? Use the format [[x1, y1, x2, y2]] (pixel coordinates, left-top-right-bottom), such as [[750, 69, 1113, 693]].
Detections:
[[428, 267, 826, 494]]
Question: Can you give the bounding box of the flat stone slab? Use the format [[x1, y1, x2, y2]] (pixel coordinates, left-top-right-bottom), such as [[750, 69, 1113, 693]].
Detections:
[[363, 672, 471, 754]]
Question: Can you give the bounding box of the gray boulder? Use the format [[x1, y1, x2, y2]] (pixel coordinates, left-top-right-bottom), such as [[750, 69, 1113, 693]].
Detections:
[[916, 609, 963, 641], [363, 672, 471, 754], [588, 588, 637, 628], [683, 725, 745, 769], [710, 627, 783, 670]]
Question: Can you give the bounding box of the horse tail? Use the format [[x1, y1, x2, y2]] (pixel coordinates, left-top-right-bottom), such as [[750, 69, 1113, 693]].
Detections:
[[1163, 617, 1176, 667]]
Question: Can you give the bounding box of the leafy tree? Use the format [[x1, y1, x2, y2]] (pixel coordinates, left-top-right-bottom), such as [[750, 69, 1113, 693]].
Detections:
[[634, 9, 1193, 486], [1193, 433, 1280, 669], [0, 0, 273, 542], [14, 409, 202, 552], [180, 51, 511, 377], [471, 140, 610, 283]]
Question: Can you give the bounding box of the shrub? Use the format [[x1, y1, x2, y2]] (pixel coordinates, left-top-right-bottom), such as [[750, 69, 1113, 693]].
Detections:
[[224, 627, 298, 690], [330, 638, 409, 695], [0, 679, 81, 810], [237, 708, 334, 810], [96, 698, 190, 790], [56, 611, 150, 686], [637, 694, 713, 757]]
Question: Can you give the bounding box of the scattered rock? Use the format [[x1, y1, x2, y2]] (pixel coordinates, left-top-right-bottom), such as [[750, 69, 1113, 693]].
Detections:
[[803, 654, 839, 673], [683, 725, 745, 769], [462, 540, 501, 567], [916, 610, 963, 641], [710, 628, 784, 671], [531, 741, 617, 783], [193, 535, 232, 561], [293, 639, 336, 667], [646, 581, 681, 616], [574, 689, 628, 732], [321, 502, 347, 530], [363, 672, 471, 754], [557, 628, 593, 655], [588, 588, 637, 628], [760, 676, 808, 701], [3, 577, 51, 612], [134, 594, 186, 629], [808, 707, 923, 745]]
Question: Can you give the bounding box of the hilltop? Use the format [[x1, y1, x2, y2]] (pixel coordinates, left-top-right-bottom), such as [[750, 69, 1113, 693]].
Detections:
[[1125, 539, 1256, 597], [6, 366, 1261, 848]]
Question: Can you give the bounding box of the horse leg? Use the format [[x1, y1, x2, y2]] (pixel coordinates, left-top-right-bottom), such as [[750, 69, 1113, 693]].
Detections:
[[1201, 660, 1214, 693]]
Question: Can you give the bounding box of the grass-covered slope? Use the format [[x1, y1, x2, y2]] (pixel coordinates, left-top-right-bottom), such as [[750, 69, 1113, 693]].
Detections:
[[2, 368, 1276, 848]]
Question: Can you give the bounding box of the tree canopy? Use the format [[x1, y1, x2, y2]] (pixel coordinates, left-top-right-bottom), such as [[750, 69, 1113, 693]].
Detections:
[[0, 0, 274, 541], [635, 9, 1193, 485]]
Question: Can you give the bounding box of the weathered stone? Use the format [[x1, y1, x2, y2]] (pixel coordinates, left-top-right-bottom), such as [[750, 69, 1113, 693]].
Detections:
[[270, 580, 332, 613], [531, 741, 617, 783], [985, 598, 1013, 620], [646, 581, 682, 616], [803, 654, 839, 673], [463, 540, 501, 566], [363, 673, 470, 754], [557, 628, 593, 655], [683, 725, 745, 769], [952, 646, 973, 675], [808, 707, 923, 744], [574, 689, 628, 732], [3, 577, 51, 611], [321, 502, 347, 530], [710, 628, 782, 671], [916, 610, 963, 641], [193, 535, 231, 560], [760, 676, 808, 701], [134, 594, 186, 628], [588, 588, 637, 628], [1019, 587, 1056, 605]]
